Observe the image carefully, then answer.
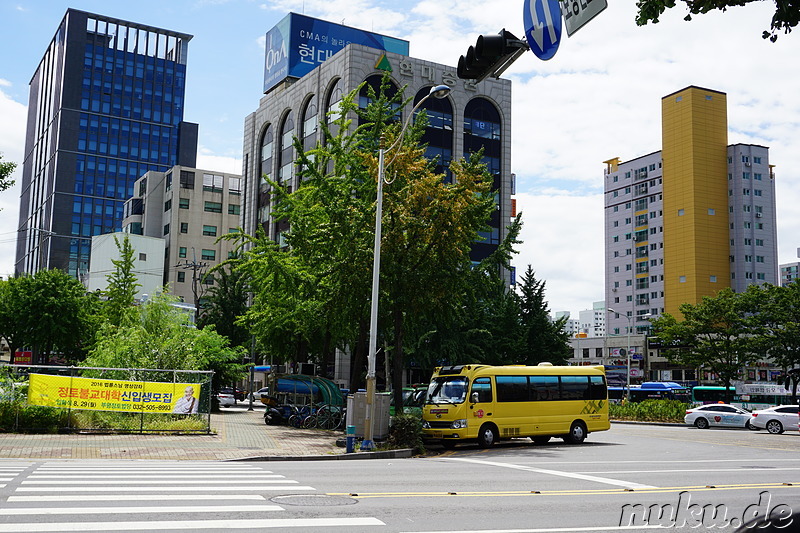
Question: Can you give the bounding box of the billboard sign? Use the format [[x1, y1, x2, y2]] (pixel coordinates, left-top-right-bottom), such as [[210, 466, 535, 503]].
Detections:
[[28, 374, 203, 414], [263, 13, 410, 94]]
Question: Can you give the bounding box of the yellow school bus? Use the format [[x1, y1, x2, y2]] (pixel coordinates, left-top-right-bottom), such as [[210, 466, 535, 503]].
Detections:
[[422, 363, 609, 448]]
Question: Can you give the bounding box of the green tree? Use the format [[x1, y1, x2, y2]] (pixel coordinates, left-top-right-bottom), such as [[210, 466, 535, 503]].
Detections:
[[517, 266, 571, 366], [83, 292, 244, 391], [0, 277, 29, 363], [650, 287, 759, 402], [102, 234, 141, 326], [636, 0, 800, 41], [198, 262, 250, 350], [0, 270, 99, 365], [0, 152, 15, 199]]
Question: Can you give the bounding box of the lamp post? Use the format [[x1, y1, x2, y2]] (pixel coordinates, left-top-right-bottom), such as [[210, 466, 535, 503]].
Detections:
[[362, 84, 451, 451], [608, 307, 632, 401]]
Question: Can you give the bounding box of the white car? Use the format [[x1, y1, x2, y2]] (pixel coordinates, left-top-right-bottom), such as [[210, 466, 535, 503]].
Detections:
[[749, 405, 799, 434], [684, 404, 753, 429], [214, 391, 236, 407]]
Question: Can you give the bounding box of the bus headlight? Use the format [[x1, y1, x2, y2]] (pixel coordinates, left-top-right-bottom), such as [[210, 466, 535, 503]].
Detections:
[[450, 419, 467, 429]]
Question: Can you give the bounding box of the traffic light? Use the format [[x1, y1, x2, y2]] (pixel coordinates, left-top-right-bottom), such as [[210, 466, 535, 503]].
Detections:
[[457, 29, 529, 82]]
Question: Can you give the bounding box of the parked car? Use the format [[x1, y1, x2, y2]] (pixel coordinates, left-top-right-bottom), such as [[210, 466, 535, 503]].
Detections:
[[213, 391, 236, 407], [684, 404, 754, 429], [219, 387, 245, 402], [749, 405, 800, 434], [245, 387, 271, 403]]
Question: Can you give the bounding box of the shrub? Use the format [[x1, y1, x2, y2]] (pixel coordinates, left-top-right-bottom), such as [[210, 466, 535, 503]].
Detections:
[[0, 402, 65, 433], [386, 414, 425, 454], [610, 399, 686, 423]]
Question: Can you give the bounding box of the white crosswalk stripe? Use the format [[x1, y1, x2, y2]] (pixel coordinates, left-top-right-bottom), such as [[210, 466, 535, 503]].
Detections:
[[0, 460, 384, 531]]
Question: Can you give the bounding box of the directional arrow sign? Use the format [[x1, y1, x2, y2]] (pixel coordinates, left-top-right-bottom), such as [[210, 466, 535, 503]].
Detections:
[[523, 0, 562, 61]]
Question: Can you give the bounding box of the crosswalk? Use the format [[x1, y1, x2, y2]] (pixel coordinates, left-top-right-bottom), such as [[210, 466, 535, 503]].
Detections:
[[0, 461, 383, 531]]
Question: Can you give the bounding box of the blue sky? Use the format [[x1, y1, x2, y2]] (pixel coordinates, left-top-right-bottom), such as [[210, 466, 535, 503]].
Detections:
[[2, 0, 800, 316]]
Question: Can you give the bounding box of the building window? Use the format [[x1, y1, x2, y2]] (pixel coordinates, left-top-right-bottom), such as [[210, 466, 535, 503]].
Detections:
[[204, 201, 222, 213], [203, 173, 224, 193], [164, 199, 172, 211], [756, 239, 764, 246], [228, 204, 240, 215], [163, 223, 170, 235], [708, 208, 715, 215], [201, 249, 216, 261], [177, 271, 186, 283], [754, 189, 762, 196], [179, 247, 187, 258], [757, 272, 765, 280], [754, 156, 762, 164], [710, 275, 717, 283], [180, 171, 195, 189], [203, 225, 218, 237], [179, 198, 190, 209], [228, 177, 242, 195], [139, 253, 147, 261], [678, 209, 684, 216], [180, 222, 188, 234], [679, 276, 686, 283]]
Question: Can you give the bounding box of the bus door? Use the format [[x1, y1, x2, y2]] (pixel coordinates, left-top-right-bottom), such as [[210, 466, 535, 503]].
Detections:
[[469, 377, 493, 434]]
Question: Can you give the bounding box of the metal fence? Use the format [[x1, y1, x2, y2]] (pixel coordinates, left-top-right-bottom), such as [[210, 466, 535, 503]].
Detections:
[[0, 364, 213, 434]]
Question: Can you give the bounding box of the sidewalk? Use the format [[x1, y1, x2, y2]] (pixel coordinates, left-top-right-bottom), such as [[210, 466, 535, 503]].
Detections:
[[0, 407, 367, 461]]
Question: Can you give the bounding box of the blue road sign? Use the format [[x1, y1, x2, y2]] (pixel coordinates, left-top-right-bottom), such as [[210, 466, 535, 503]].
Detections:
[[523, 0, 562, 61]]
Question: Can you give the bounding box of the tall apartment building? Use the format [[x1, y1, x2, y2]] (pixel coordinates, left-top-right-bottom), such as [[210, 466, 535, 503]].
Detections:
[[578, 301, 607, 338], [780, 260, 800, 286], [121, 166, 242, 306], [242, 13, 514, 269], [15, 9, 197, 278], [604, 86, 778, 338]]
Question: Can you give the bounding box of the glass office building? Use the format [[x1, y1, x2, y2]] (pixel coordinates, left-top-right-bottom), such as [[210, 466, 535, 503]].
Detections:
[[15, 9, 197, 277]]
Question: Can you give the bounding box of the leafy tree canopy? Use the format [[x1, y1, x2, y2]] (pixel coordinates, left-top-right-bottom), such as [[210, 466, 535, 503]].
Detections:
[[0, 152, 15, 198], [636, 0, 800, 41]]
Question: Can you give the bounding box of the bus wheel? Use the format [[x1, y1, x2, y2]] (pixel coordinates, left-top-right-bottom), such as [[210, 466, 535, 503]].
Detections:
[[565, 421, 587, 444], [532, 436, 550, 445], [477, 424, 498, 448]]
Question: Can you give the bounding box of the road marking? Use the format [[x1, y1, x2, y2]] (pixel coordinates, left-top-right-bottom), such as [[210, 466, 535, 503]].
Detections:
[[23, 476, 285, 483], [441, 458, 657, 489], [403, 527, 661, 532], [16, 485, 316, 492], [9, 495, 268, 502], [330, 481, 800, 499], [0, 505, 285, 515], [574, 467, 800, 474], [403, 526, 661, 532], [27, 474, 280, 479], [0, 517, 385, 531]]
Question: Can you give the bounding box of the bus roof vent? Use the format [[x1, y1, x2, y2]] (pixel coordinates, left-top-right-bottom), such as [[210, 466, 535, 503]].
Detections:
[[537, 362, 553, 367], [438, 365, 467, 375]]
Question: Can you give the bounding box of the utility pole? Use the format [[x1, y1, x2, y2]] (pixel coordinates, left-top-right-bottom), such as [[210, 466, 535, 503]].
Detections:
[[176, 247, 207, 324]]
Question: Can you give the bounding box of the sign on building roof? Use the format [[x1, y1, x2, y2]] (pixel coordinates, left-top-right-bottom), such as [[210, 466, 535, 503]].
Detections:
[[263, 13, 410, 94]]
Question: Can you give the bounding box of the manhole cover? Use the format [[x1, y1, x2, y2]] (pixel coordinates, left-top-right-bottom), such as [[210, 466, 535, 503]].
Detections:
[[270, 495, 358, 507]]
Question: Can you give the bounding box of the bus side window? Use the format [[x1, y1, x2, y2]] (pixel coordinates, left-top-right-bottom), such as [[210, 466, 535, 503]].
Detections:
[[589, 375, 607, 400], [471, 377, 492, 403]]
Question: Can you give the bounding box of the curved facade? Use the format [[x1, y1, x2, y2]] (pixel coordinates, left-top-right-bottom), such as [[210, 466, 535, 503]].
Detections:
[[242, 44, 513, 268]]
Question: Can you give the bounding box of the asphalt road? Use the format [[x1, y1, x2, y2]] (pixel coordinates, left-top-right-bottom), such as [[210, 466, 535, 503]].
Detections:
[[0, 423, 797, 532]]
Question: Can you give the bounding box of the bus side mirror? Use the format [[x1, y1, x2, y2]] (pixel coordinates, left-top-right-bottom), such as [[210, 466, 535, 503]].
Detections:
[[471, 392, 479, 404]]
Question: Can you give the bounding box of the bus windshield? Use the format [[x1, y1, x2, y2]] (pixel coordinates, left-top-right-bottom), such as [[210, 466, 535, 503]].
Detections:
[[426, 376, 468, 405]]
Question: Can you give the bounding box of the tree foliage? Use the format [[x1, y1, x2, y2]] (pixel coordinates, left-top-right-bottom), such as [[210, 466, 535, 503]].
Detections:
[[0, 270, 99, 364], [83, 292, 244, 390], [635, 0, 800, 41], [649, 285, 800, 402], [198, 261, 251, 350], [517, 265, 571, 366], [102, 234, 141, 326], [0, 152, 15, 199]]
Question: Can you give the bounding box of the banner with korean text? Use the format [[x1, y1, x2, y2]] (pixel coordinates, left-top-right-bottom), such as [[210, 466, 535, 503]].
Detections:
[[27, 374, 203, 414]]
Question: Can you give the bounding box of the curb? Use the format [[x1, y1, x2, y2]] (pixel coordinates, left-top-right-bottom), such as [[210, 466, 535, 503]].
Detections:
[[611, 419, 685, 427], [227, 448, 415, 462]]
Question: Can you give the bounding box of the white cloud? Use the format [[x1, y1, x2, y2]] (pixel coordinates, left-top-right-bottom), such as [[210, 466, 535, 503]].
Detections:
[[196, 148, 242, 175], [0, 84, 26, 280]]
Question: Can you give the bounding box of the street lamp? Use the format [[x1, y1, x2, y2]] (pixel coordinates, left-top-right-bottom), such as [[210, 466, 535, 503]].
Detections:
[[608, 307, 633, 401], [362, 84, 451, 451]]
